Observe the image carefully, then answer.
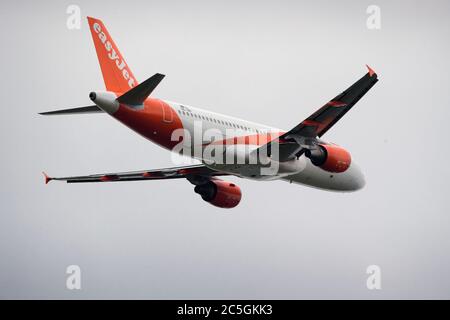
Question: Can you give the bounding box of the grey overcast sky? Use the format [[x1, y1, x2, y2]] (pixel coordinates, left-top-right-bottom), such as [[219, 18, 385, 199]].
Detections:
[[0, 0, 449, 299]]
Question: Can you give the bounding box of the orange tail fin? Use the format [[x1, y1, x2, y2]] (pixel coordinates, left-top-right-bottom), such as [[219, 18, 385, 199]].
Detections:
[[87, 17, 138, 93]]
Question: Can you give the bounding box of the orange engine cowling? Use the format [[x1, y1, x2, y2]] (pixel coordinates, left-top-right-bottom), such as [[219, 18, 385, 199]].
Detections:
[[194, 179, 242, 208], [305, 144, 351, 173]]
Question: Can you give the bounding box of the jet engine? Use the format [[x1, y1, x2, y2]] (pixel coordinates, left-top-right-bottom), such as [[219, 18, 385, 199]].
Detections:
[[194, 179, 242, 208], [305, 144, 351, 173]]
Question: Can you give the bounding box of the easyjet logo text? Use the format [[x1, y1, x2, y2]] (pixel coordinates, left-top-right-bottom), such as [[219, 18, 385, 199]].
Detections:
[[92, 22, 136, 88]]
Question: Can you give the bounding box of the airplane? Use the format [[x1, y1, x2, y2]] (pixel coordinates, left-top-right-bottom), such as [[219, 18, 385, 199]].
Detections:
[[41, 17, 378, 209]]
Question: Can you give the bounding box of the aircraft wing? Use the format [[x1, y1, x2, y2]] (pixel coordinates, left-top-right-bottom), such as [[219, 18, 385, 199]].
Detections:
[[258, 66, 378, 161], [43, 164, 228, 184]]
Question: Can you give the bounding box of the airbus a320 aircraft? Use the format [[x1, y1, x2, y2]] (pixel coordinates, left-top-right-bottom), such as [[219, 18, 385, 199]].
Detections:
[[41, 17, 378, 209]]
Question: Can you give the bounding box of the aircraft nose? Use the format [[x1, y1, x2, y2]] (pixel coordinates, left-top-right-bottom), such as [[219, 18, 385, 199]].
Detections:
[[348, 162, 365, 191]]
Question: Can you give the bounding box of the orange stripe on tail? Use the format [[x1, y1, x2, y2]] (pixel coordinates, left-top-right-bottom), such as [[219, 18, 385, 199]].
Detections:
[[87, 17, 138, 93]]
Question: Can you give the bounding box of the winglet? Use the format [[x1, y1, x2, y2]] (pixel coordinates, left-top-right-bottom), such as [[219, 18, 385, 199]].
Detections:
[[366, 64, 376, 77], [42, 172, 52, 184]]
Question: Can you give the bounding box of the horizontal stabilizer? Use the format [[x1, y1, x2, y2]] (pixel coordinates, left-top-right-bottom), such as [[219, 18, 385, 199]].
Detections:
[[117, 73, 165, 105], [39, 105, 103, 115]]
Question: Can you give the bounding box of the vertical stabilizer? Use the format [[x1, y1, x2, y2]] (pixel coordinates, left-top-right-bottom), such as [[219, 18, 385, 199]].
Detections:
[[87, 17, 138, 93]]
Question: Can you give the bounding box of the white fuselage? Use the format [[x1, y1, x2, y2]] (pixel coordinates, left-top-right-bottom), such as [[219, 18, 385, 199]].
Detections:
[[92, 90, 365, 192], [167, 100, 365, 192]]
